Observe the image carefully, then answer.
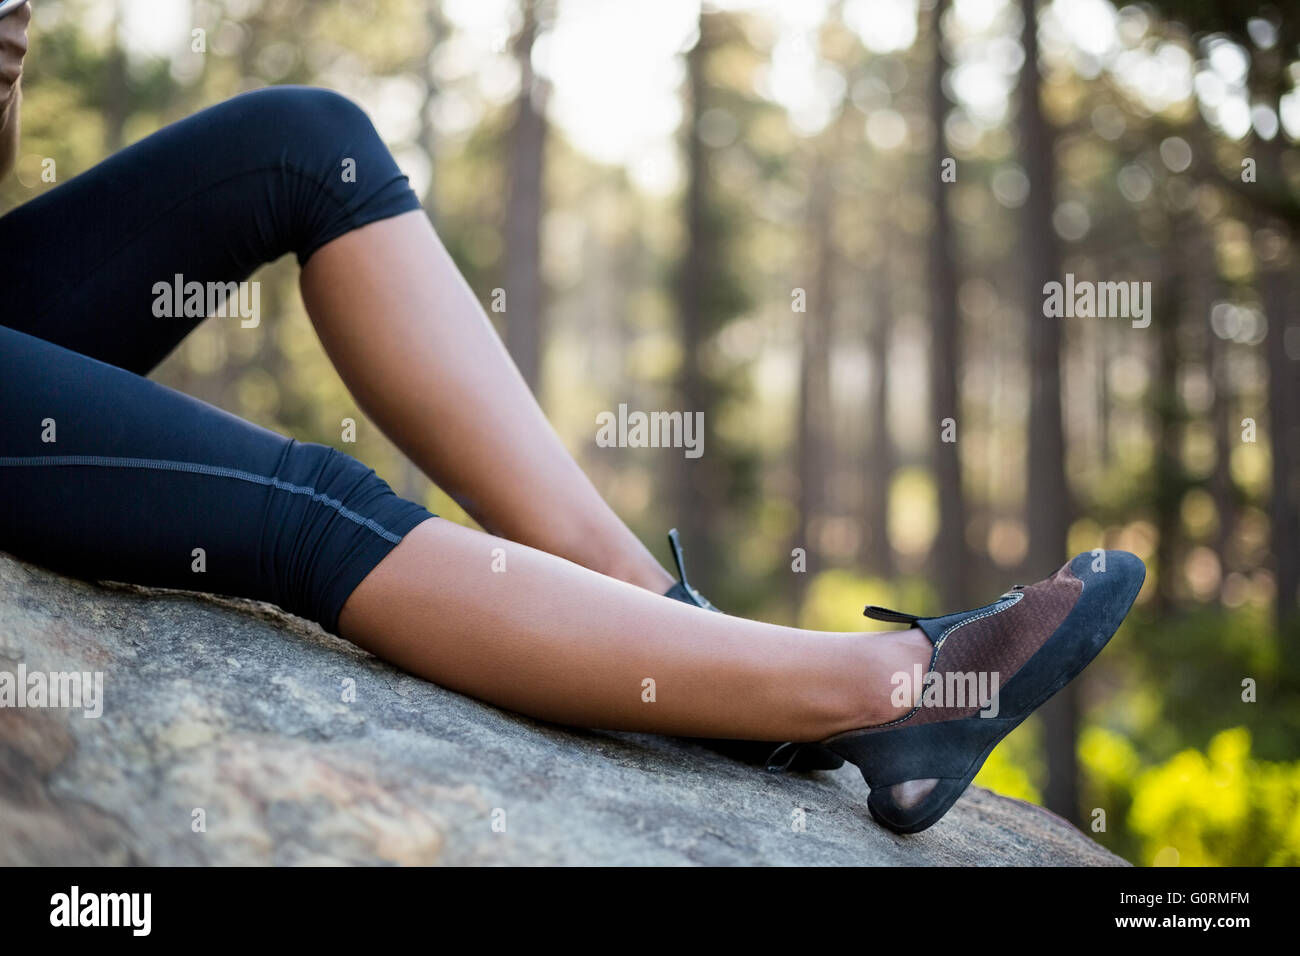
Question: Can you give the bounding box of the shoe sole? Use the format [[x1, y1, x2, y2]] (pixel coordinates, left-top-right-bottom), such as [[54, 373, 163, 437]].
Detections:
[[785, 744, 846, 772], [693, 738, 846, 771]]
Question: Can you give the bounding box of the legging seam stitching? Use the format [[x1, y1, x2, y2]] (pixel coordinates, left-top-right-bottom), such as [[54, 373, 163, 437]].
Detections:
[[0, 454, 403, 544]]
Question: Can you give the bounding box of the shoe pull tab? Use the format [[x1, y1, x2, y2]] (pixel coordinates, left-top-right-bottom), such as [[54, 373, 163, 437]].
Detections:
[[666, 528, 716, 610], [667, 528, 690, 589], [863, 604, 922, 625]]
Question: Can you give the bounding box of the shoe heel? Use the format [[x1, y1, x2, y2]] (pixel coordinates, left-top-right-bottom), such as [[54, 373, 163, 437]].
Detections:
[[827, 715, 1011, 834], [865, 776, 966, 834]]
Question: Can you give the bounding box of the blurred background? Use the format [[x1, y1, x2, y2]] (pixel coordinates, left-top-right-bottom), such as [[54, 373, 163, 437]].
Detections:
[[4, 0, 1297, 865]]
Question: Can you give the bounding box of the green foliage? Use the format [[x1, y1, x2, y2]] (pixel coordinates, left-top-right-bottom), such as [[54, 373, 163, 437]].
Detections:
[[1099, 727, 1300, 866], [1111, 604, 1298, 762]]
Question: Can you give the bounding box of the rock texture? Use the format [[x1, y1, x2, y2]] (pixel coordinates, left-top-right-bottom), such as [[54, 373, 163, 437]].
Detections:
[[0, 551, 1125, 866]]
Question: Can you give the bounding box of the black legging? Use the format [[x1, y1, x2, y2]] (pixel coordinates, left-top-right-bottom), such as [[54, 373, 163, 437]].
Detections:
[[0, 86, 436, 634]]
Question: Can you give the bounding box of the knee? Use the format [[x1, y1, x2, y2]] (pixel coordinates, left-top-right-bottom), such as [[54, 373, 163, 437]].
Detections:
[[281, 87, 378, 141], [268, 442, 430, 632], [196, 86, 418, 265], [225, 86, 386, 156]]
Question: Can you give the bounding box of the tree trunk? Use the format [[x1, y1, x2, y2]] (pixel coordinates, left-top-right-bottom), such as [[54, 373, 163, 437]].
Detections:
[[1263, 260, 1300, 664], [1017, 0, 1075, 821], [674, 13, 724, 585], [1152, 230, 1185, 614], [793, 158, 835, 605], [1258, 141, 1300, 667], [415, 3, 445, 215], [864, 258, 896, 577], [503, 0, 548, 394], [1096, 307, 1112, 470], [926, 0, 968, 609], [103, 3, 129, 153], [1195, 227, 1234, 580]]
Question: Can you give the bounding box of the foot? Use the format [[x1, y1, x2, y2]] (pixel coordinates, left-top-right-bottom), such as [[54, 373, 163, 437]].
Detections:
[[662, 529, 845, 772], [822, 551, 1145, 834]]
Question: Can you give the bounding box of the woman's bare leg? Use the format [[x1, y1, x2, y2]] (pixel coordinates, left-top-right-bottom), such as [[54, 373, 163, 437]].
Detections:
[[298, 209, 933, 739], [299, 211, 673, 594], [339, 518, 932, 740]]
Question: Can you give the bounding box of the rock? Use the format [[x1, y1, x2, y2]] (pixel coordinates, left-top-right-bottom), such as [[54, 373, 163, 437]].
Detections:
[[0, 550, 1126, 866]]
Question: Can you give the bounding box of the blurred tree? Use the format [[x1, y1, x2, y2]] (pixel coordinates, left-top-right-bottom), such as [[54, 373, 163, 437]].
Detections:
[[102, 1, 128, 152], [1194, 220, 1236, 585], [503, 0, 549, 394], [675, 10, 724, 586], [793, 151, 835, 605], [924, 0, 969, 609], [1017, 0, 1075, 822], [1152, 216, 1190, 613], [863, 254, 896, 577], [411, 1, 446, 216], [672, 11, 756, 598]]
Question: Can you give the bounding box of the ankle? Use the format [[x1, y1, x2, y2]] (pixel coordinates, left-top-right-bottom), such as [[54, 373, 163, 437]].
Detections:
[[784, 629, 929, 741], [851, 628, 933, 730]]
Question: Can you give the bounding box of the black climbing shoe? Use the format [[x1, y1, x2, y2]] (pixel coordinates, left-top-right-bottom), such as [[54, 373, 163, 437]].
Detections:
[[663, 528, 845, 773], [820, 550, 1145, 834]]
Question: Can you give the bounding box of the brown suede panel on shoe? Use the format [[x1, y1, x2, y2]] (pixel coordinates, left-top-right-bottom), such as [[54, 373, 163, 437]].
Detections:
[[899, 561, 1084, 726]]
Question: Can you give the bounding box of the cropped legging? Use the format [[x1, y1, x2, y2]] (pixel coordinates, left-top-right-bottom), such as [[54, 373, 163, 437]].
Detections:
[[0, 86, 437, 635]]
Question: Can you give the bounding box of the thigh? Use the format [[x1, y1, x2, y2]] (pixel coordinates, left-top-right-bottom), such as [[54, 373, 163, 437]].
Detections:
[[0, 86, 419, 374], [0, 324, 435, 634]]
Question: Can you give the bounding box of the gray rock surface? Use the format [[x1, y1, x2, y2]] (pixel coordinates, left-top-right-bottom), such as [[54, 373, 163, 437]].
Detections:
[[0, 550, 1126, 866]]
